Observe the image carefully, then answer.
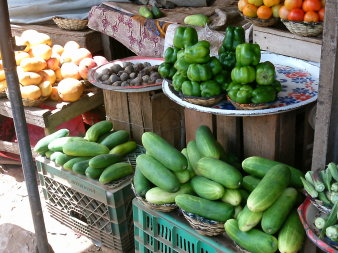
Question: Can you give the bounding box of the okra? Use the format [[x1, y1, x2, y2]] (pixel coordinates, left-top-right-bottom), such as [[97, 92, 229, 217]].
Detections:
[[315, 217, 326, 229], [300, 177, 318, 198], [321, 169, 332, 192], [305, 171, 314, 185], [328, 162, 338, 182], [312, 170, 325, 192], [332, 182, 338, 192], [326, 225, 338, 241], [330, 192, 338, 204], [319, 191, 332, 206], [320, 202, 338, 238]]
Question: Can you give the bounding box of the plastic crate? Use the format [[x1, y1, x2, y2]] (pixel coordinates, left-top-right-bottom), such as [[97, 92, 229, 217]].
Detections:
[[133, 199, 239, 253]]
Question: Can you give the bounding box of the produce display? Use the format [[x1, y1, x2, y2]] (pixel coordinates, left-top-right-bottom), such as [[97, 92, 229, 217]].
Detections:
[[139, 5, 164, 19], [34, 120, 137, 184]]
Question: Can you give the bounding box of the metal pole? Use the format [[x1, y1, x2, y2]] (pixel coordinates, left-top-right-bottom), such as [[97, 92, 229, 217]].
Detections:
[[0, 1, 50, 252]]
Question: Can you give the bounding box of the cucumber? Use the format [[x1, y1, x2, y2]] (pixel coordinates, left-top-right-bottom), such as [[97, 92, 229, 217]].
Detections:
[[278, 210, 305, 253], [142, 132, 187, 172], [48, 137, 86, 152], [191, 176, 225, 200], [216, 141, 241, 170], [261, 187, 298, 235], [224, 219, 278, 253], [133, 166, 152, 197], [151, 6, 163, 19], [239, 189, 250, 204], [89, 154, 122, 169], [145, 183, 193, 204], [184, 14, 209, 27], [247, 164, 290, 212], [55, 153, 74, 166], [174, 170, 190, 184], [221, 189, 242, 206], [186, 140, 202, 174], [109, 141, 137, 156], [242, 156, 303, 188], [63, 141, 109, 157], [99, 162, 133, 184], [234, 206, 243, 219], [97, 131, 113, 143], [195, 125, 220, 159], [84, 120, 113, 142], [136, 154, 180, 192], [196, 157, 242, 189], [63, 157, 91, 170], [50, 151, 63, 162], [175, 194, 234, 222], [242, 176, 261, 192], [99, 130, 129, 149], [72, 160, 90, 175], [181, 148, 195, 178], [238, 205, 263, 232], [85, 166, 105, 179], [139, 6, 153, 19], [45, 150, 53, 159], [34, 129, 69, 153]]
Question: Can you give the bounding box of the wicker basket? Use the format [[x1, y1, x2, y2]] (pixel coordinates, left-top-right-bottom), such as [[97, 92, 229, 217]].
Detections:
[[282, 19, 323, 37], [242, 13, 279, 27], [227, 95, 273, 110], [53, 17, 88, 31], [181, 210, 225, 236]]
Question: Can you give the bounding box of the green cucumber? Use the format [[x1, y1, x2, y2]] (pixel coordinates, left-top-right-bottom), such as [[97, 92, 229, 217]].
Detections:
[[63, 141, 109, 157], [48, 137, 86, 152], [261, 187, 298, 234], [242, 176, 261, 192], [187, 140, 202, 174], [136, 154, 180, 192], [145, 183, 193, 204], [109, 141, 137, 156], [175, 194, 234, 222], [72, 160, 90, 175], [55, 153, 74, 166], [174, 170, 190, 184], [242, 156, 303, 188], [85, 166, 105, 179], [151, 6, 163, 19], [224, 219, 278, 253], [239, 189, 250, 204], [99, 130, 129, 149], [97, 131, 113, 143], [142, 132, 187, 172], [181, 148, 195, 178], [84, 120, 113, 142], [50, 151, 63, 162], [196, 157, 242, 189], [133, 166, 152, 197], [63, 157, 91, 170], [45, 150, 53, 159], [234, 206, 243, 219], [221, 189, 242, 206], [238, 205, 263, 232], [247, 164, 290, 212], [216, 141, 241, 170], [195, 125, 220, 159], [88, 154, 122, 169], [278, 210, 305, 253], [139, 6, 153, 19], [99, 162, 133, 184], [34, 129, 69, 153], [191, 176, 225, 200], [184, 14, 209, 27]]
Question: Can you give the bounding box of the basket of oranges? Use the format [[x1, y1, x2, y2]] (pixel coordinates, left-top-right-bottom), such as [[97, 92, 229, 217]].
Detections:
[[238, 0, 282, 27], [280, 0, 325, 37]]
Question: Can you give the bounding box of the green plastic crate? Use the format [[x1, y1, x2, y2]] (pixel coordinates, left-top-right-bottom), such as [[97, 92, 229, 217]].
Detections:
[[133, 199, 238, 253]]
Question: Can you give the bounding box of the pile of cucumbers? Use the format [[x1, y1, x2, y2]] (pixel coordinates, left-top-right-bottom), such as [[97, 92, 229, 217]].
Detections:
[[34, 120, 137, 184]]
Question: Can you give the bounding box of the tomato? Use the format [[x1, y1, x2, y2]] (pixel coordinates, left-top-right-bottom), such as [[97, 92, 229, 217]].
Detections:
[[302, 0, 322, 12], [284, 0, 302, 10], [288, 8, 304, 21], [257, 6, 273, 19], [263, 0, 280, 7], [304, 11, 319, 22], [272, 4, 282, 18], [279, 6, 290, 19], [243, 3, 258, 17], [238, 0, 249, 12], [319, 7, 325, 21]]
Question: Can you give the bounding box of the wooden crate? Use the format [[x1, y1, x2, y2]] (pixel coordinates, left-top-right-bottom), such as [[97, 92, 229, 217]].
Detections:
[[104, 90, 185, 149], [253, 26, 322, 62]]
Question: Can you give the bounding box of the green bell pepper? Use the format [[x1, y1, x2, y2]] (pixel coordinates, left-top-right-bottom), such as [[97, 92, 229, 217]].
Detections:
[[251, 85, 277, 104], [236, 43, 261, 66], [222, 26, 245, 51], [158, 62, 176, 79], [172, 72, 188, 91], [228, 84, 253, 104], [187, 63, 212, 82], [200, 80, 222, 97], [164, 47, 178, 64], [184, 41, 210, 64], [214, 70, 230, 84], [181, 80, 201, 97], [271, 79, 282, 92], [177, 49, 185, 60], [174, 57, 190, 77], [256, 61, 276, 85], [208, 56, 222, 75], [231, 66, 256, 84], [173, 27, 198, 49], [219, 51, 236, 69]]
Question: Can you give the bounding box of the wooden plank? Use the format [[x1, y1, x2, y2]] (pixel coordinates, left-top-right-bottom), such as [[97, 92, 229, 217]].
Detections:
[[312, 1, 338, 170], [184, 109, 213, 143], [0, 140, 20, 155], [101, 34, 113, 61]]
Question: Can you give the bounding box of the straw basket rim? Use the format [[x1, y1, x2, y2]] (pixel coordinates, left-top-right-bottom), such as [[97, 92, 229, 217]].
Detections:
[[53, 16, 88, 31]]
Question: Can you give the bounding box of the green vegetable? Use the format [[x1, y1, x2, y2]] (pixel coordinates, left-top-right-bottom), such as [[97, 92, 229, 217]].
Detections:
[[255, 61, 276, 85], [175, 194, 234, 222], [181, 148, 195, 178], [320, 202, 338, 239], [247, 164, 290, 212], [146, 183, 193, 204], [99, 130, 129, 149], [321, 169, 332, 192], [72, 160, 90, 175], [63, 157, 91, 170], [305, 171, 314, 185], [184, 41, 210, 64], [164, 47, 178, 64], [55, 153, 74, 166], [221, 189, 242, 206], [195, 125, 220, 159], [173, 26, 198, 49], [134, 166, 152, 197], [231, 66, 256, 84], [319, 191, 331, 206], [221, 26, 245, 52], [228, 83, 253, 104], [89, 154, 122, 169], [158, 62, 176, 79], [151, 6, 163, 19], [224, 219, 278, 253], [109, 141, 137, 156], [187, 64, 212, 82], [139, 6, 153, 19], [34, 129, 69, 153], [174, 57, 190, 77], [63, 141, 110, 157], [328, 162, 338, 181], [45, 150, 53, 158], [214, 70, 230, 86], [242, 176, 261, 192], [48, 136, 86, 152], [85, 166, 105, 179], [326, 225, 338, 241], [207, 56, 222, 75], [329, 192, 338, 203], [238, 205, 263, 232], [181, 80, 201, 97], [184, 14, 209, 26], [235, 43, 261, 67], [312, 170, 325, 192], [177, 49, 185, 60], [219, 51, 236, 69], [234, 205, 243, 219], [239, 189, 250, 204], [200, 80, 222, 97], [315, 217, 326, 229], [50, 151, 63, 162], [172, 72, 188, 91], [271, 79, 282, 92], [191, 176, 225, 200], [84, 120, 113, 142], [300, 177, 318, 198], [186, 140, 202, 174], [99, 162, 133, 184], [251, 85, 277, 104], [174, 170, 190, 184], [332, 182, 338, 192]]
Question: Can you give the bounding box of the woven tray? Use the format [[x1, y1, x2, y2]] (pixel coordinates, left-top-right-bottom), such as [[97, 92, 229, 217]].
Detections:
[[226, 95, 273, 110], [181, 210, 224, 236], [53, 17, 88, 31], [241, 13, 279, 27], [282, 19, 323, 37]]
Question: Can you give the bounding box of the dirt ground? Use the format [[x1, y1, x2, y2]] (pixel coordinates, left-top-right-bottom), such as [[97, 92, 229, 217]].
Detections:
[[0, 164, 120, 253]]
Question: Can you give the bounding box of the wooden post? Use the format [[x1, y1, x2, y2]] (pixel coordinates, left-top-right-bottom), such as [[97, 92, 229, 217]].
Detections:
[[312, 1, 338, 170], [184, 109, 213, 143]]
